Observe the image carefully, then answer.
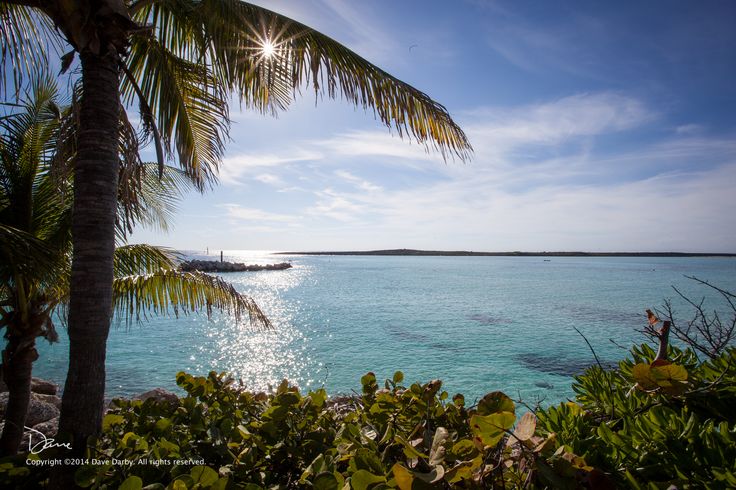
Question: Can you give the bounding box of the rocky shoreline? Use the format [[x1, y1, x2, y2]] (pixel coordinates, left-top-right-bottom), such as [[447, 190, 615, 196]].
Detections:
[[179, 260, 292, 273], [0, 377, 61, 448]]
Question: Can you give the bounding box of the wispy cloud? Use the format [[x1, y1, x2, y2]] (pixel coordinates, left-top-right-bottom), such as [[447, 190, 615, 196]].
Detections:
[[306, 188, 369, 222], [334, 170, 383, 192], [217, 150, 321, 186], [315, 130, 442, 165], [220, 204, 301, 224], [464, 93, 654, 156]]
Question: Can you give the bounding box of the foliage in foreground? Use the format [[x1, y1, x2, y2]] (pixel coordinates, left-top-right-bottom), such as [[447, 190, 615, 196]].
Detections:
[[2, 342, 735, 489]]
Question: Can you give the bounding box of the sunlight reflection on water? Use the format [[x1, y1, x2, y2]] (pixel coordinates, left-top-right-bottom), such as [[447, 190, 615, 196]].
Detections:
[[191, 256, 320, 392]]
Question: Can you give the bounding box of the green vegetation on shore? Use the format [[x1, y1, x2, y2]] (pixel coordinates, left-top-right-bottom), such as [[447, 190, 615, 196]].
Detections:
[[2, 340, 734, 489]]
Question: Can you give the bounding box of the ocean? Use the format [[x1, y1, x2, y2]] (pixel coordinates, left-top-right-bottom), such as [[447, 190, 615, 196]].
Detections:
[[35, 252, 736, 406]]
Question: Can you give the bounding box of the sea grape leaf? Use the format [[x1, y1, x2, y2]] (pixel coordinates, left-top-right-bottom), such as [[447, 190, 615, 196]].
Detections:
[[650, 362, 688, 386], [191, 465, 219, 486], [119, 476, 143, 490], [350, 470, 385, 490], [102, 414, 125, 431], [353, 448, 383, 474], [313, 472, 339, 490], [395, 435, 428, 459], [477, 391, 515, 416], [470, 412, 516, 447], [429, 427, 449, 466], [513, 412, 536, 442], [632, 363, 658, 390], [392, 463, 413, 490]]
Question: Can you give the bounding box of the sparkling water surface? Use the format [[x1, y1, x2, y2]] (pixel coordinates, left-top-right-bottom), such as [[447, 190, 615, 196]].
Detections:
[[35, 253, 736, 406]]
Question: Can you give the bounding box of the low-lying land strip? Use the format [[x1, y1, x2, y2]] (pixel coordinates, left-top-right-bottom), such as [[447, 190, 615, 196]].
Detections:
[[277, 248, 736, 257]]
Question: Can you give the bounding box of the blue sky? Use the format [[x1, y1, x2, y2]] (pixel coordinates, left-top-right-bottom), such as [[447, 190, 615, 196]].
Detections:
[[131, 0, 736, 252]]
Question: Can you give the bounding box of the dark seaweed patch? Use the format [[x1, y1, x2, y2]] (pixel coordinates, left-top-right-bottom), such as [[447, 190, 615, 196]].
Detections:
[[517, 353, 615, 377], [554, 304, 641, 329], [467, 313, 511, 326]]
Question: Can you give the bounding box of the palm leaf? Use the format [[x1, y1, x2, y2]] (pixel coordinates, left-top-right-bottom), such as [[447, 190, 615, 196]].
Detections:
[[0, 223, 63, 288], [112, 268, 271, 329], [127, 0, 471, 187], [113, 243, 179, 276], [122, 34, 229, 189], [0, 3, 56, 98]]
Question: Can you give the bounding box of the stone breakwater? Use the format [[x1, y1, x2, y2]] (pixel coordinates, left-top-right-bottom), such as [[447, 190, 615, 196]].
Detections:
[[179, 260, 292, 273]]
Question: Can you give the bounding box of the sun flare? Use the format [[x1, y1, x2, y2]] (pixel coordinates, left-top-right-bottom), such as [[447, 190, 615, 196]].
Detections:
[[261, 40, 276, 58]]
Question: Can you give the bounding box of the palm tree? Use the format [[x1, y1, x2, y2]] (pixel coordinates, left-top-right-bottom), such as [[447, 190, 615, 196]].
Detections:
[[1, 0, 472, 466], [0, 81, 268, 455]]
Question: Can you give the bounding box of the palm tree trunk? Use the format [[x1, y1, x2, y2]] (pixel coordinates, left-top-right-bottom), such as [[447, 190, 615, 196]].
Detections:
[[53, 51, 120, 484], [0, 338, 38, 456]]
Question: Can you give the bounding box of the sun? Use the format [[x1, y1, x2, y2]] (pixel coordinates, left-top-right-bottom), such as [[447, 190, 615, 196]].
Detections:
[[261, 40, 276, 58]]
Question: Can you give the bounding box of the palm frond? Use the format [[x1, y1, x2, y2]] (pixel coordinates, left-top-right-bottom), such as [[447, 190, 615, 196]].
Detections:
[[116, 161, 193, 239], [113, 268, 271, 329], [123, 34, 230, 189], [113, 243, 179, 276], [0, 224, 59, 284], [131, 0, 472, 162], [0, 3, 55, 99]]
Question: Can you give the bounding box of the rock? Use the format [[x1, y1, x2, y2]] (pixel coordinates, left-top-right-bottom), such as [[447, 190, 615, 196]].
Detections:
[[25, 397, 59, 427], [0, 392, 60, 425], [179, 260, 292, 273], [31, 417, 59, 438], [0, 377, 7, 392], [31, 378, 58, 395], [133, 388, 179, 406], [34, 393, 62, 410]]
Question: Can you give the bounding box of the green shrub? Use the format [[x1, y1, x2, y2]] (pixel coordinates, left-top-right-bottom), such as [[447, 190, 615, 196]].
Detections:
[[2, 343, 734, 488]]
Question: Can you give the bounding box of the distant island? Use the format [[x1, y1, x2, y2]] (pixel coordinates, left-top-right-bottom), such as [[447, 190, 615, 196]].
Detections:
[[277, 248, 736, 257]]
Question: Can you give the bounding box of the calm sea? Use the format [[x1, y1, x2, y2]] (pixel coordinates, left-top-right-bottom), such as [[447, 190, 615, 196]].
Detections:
[[35, 252, 736, 406]]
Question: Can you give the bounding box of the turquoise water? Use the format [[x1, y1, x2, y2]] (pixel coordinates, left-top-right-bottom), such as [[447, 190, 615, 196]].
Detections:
[[35, 253, 736, 406]]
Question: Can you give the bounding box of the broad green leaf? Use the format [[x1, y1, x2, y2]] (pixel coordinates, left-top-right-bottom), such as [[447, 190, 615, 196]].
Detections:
[[103, 414, 126, 431], [353, 448, 383, 474], [155, 418, 172, 432], [190, 465, 218, 486], [632, 363, 658, 390], [395, 435, 428, 459], [119, 476, 143, 490], [392, 463, 413, 490], [470, 412, 516, 447], [476, 391, 515, 416], [313, 472, 338, 490], [650, 363, 688, 386], [350, 470, 385, 490]]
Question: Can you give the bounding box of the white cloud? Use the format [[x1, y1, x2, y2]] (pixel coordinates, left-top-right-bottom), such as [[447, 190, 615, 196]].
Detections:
[[316, 130, 442, 165], [306, 188, 368, 222], [334, 170, 382, 192], [464, 93, 654, 157], [218, 150, 321, 186], [220, 204, 300, 224], [254, 173, 285, 186]]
